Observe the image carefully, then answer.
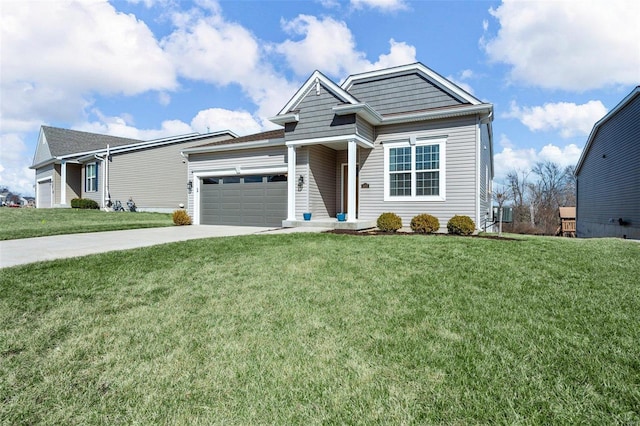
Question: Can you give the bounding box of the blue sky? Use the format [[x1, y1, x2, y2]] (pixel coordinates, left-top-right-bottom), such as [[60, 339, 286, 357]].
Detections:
[[2, 0, 638, 196]]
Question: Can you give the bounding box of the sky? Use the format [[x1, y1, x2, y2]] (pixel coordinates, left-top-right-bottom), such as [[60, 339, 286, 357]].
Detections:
[[1, 0, 639, 197]]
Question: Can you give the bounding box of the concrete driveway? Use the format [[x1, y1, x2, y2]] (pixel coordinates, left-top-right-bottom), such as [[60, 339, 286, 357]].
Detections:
[[0, 225, 329, 269]]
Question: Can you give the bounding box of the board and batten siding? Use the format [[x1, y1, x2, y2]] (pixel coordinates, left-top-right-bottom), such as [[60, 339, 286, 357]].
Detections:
[[187, 145, 288, 218], [33, 132, 53, 166], [308, 145, 337, 218], [576, 93, 640, 239], [284, 84, 356, 142], [358, 116, 479, 231], [347, 72, 463, 116]]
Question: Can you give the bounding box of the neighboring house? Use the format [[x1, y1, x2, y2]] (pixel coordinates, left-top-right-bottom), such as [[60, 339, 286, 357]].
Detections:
[[575, 86, 640, 239], [31, 126, 237, 212], [183, 63, 494, 230]]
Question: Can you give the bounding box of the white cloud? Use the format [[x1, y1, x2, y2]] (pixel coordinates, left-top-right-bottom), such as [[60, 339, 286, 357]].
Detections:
[[0, 0, 176, 133], [191, 108, 264, 136], [161, 6, 298, 118], [0, 133, 35, 196], [493, 134, 583, 183], [351, 0, 408, 12], [276, 15, 416, 78], [505, 100, 607, 138], [483, 0, 640, 90]]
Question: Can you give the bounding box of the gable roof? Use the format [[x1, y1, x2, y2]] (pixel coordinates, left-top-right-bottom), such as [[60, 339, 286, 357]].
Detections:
[[31, 126, 237, 169], [575, 86, 640, 175], [41, 126, 142, 157], [269, 62, 491, 128], [342, 62, 483, 106], [273, 71, 359, 123]]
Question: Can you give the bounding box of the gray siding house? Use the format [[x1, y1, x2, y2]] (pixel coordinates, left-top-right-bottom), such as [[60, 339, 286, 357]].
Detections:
[[184, 63, 494, 231], [575, 86, 640, 239], [31, 126, 236, 212]]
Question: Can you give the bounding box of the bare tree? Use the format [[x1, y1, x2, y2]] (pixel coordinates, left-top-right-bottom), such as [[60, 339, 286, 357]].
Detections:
[[505, 169, 531, 226], [493, 185, 509, 237]]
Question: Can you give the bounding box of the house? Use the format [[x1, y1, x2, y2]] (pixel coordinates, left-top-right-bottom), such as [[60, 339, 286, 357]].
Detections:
[[183, 63, 494, 230], [30, 126, 236, 211], [575, 86, 640, 239], [558, 206, 576, 237]]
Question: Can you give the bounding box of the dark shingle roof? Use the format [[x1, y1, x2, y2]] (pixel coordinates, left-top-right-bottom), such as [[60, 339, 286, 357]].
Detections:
[[188, 129, 284, 149], [42, 126, 142, 157]]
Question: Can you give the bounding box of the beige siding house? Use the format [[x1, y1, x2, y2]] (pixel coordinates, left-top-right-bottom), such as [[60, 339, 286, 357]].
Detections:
[[31, 126, 236, 212], [184, 63, 494, 231]]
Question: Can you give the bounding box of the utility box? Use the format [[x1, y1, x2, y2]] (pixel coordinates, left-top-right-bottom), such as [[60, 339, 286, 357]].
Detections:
[[492, 206, 513, 223]]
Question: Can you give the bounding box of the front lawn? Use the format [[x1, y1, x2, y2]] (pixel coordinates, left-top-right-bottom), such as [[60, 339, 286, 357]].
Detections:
[[1, 234, 638, 423], [0, 208, 172, 240]]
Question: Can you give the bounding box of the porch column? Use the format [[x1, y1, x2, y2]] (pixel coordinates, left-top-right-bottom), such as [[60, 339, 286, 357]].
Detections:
[[60, 160, 67, 205], [347, 139, 357, 222], [287, 145, 296, 221]]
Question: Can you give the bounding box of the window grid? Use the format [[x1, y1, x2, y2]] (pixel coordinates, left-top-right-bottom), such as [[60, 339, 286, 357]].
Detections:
[[385, 139, 444, 200]]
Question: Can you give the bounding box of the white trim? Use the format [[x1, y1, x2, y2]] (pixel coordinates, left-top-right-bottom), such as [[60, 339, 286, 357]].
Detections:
[[347, 141, 358, 222], [36, 176, 53, 208], [268, 112, 299, 126], [341, 62, 483, 106], [285, 133, 373, 149], [60, 160, 67, 205], [287, 146, 296, 221], [383, 137, 447, 202], [191, 165, 288, 225], [476, 120, 481, 229], [334, 103, 492, 126], [276, 71, 359, 116]]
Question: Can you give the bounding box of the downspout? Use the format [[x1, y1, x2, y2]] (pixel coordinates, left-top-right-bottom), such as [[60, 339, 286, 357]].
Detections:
[[105, 144, 110, 208], [93, 153, 106, 210]]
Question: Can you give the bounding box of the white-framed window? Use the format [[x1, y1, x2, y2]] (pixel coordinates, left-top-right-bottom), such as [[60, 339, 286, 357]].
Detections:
[[86, 162, 98, 192], [383, 137, 446, 201]]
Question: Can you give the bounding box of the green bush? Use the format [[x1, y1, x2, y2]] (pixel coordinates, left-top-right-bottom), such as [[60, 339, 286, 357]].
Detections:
[[447, 215, 476, 235], [70, 198, 99, 209], [410, 213, 440, 234], [377, 212, 402, 232], [172, 209, 192, 226]]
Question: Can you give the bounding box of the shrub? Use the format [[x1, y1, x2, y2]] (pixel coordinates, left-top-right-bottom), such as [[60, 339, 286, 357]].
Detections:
[[377, 212, 402, 232], [172, 209, 192, 226], [447, 215, 476, 235], [410, 213, 440, 234], [71, 198, 99, 209]]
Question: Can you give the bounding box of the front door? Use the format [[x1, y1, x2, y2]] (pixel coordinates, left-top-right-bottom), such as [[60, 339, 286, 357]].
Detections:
[[341, 164, 359, 216]]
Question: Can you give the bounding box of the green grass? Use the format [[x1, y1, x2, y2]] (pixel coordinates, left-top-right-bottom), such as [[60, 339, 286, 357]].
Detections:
[[0, 208, 172, 240], [1, 234, 639, 424]]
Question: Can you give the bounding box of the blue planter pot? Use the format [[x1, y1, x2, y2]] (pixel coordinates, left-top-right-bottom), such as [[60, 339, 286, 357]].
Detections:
[[303, 212, 312, 221], [336, 213, 346, 222]]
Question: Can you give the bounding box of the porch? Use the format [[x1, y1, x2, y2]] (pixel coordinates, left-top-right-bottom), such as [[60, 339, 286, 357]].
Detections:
[[282, 217, 376, 230]]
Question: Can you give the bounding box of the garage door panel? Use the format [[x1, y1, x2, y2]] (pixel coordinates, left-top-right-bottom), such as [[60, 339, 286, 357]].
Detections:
[[200, 177, 286, 226]]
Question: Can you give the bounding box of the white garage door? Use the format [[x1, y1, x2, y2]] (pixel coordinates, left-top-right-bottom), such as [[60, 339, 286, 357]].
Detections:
[[37, 179, 52, 208], [200, 174, 287, 226]]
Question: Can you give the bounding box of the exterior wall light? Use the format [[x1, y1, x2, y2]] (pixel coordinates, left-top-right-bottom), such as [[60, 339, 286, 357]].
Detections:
[[298, 175, 304, 191], [187, 180, 193, 192]]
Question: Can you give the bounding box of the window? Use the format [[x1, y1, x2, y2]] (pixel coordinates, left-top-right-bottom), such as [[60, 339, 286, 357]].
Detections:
[[86, 162, 98, 192], [384, 137, 446, 201]]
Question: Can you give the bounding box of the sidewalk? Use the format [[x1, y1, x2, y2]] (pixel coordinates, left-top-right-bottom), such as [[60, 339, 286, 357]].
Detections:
[[0, 225, 329, 268]]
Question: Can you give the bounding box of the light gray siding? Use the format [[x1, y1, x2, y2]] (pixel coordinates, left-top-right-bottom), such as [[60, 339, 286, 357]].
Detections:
[[33, 132, 53, 166], [358, 117, 479, 231], [308, 145, 337, 218], [108, 143, 187, 211], [347, 72, 463, 115], [64, 164, 82, 205], [285, 84, 355, 142], [187, 145, 288, 218], [81, 161, 103, 206], [576, 94, 640, 239], [294, 147, 309, 218]]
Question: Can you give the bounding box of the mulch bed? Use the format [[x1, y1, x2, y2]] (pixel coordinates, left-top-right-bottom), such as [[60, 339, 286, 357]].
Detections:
[[324, 228, 520, 240]]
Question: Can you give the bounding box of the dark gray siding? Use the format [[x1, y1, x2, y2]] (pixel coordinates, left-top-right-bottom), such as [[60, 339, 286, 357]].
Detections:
[[347, 72, 463, 115], [358, 117, 479, 231], [309, 145, 337, 217], [285, 84, 355, 142], [356, 115, 375, 141], [577, 94, 640, 239]]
